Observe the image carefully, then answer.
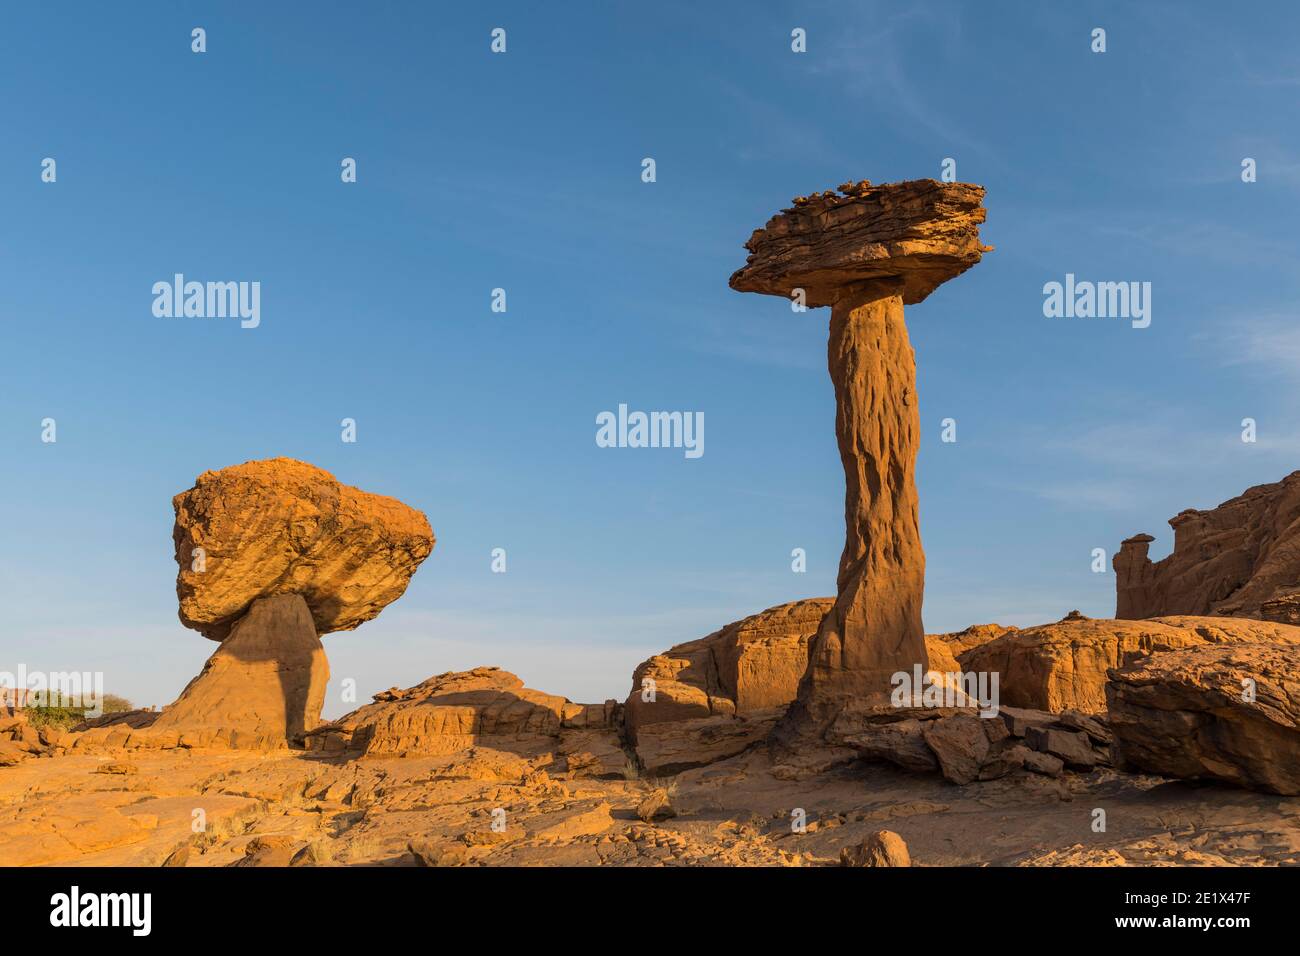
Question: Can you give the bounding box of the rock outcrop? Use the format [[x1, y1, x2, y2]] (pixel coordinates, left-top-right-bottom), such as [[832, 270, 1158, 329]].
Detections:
[[730, 179, 990, 742], [0, 710, 54, 765], [306, 667, 626, 777], [627, 599, 832, 724], [1107, 644, 1300, 795], [622, 598, 985, 775], [930, 622, 1018, 660], [624, 600, 827, 774], [173, 457, 434, 641], [959, 613, 1300, 714], [1115, 471, 1300, 622]]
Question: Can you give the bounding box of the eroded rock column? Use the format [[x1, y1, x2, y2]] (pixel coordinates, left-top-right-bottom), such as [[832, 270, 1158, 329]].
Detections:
[[728, 179, 991, 744], [1113, 533, 1156, 619], [785, 280, 928, 733]]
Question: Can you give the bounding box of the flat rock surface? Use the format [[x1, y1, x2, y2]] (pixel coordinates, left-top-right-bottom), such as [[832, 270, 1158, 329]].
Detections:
[[4, 743, 1299, 866]]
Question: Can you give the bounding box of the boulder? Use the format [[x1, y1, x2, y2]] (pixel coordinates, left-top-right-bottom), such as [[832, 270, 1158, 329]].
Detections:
[[831, 712, 940, 774], [1023, 727, 1097, 769], [173, 457, 434, 641], [636, 788, 677, 823], [1106, 644, 1300, 795], [0, 740, 30, 767], [958, 613, 1300, 714], [840, 830, 910, 867], [921, 714, 989, 785], [1115, 471, 1300, 622], [631, 713, 778, 777]]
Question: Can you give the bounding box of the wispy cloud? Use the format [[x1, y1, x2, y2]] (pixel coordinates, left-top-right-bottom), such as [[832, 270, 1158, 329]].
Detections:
[[999, 413, 1300, 513], [802, 4, 1000, 163], [1197, 312, 1300, 381], [1032, 478, 1144, 512], [1091, 220, 1300, 274], [1233, 46, 1300, 88]]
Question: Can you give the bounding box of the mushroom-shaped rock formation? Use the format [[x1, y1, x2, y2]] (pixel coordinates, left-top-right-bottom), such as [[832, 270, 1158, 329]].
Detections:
[[125, 458, 437, 750], [729, 179, 990, 742], [173, 457, 434, 641]]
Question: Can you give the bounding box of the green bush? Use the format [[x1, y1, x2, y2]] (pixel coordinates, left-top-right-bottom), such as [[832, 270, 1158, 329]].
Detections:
[[22, 691, 134, 730]]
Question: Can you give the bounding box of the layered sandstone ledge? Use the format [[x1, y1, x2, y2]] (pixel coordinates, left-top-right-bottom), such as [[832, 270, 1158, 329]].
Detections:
[[729, 179, 990, 307]]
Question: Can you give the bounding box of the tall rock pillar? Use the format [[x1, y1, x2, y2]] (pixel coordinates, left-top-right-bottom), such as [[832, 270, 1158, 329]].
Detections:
[[728, 180, 990, 739]]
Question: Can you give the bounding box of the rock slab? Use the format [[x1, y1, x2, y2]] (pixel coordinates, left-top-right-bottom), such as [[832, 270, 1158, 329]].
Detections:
[[960, 613, 1300, 714], [729, 179, 990, 307], [1107, 644, 1300, 795]]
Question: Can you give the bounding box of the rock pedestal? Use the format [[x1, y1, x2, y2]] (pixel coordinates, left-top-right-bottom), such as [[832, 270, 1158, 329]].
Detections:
[[1113, 533, 1158, 619], [150, 594, 328, 748], [787, 280, 927, 730]]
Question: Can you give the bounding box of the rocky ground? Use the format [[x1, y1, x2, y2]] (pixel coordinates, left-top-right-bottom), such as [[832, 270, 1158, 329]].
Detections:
[[6, 599, 1300, 868], [4, 737, 1299, 867]]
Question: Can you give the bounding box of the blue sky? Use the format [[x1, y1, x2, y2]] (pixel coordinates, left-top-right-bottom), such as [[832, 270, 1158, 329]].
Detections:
[[3, 2, 1300, 715]]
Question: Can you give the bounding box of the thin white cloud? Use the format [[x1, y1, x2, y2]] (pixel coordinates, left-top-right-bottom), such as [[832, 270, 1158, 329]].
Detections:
[[1198, 313, 1300, 381], [802, 5, 1001, 163]]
